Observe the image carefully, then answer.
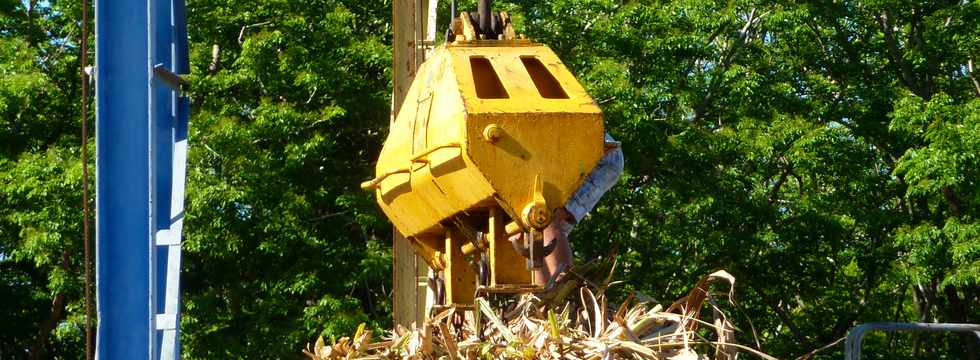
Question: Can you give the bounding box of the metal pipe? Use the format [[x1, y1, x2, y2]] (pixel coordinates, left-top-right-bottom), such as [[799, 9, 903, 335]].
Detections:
[[478, 0, 491, 35], [450, 0, 457, 20]]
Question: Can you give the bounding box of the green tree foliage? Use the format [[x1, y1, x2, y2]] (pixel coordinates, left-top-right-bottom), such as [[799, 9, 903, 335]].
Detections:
[[498, 0, 980, 358], [178, 0, 393, 358], [0, 1, 90, 358], [1, 0, 978, 359]]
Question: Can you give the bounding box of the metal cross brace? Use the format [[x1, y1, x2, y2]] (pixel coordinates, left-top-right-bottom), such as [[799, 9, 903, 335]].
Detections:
[[95, 0, 189, 358]]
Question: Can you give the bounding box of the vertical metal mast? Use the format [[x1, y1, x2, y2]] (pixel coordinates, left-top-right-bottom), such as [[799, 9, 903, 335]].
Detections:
[[477, 0, 491, 35], [95, 0, 189, 358], [391, 0, 438, 328]]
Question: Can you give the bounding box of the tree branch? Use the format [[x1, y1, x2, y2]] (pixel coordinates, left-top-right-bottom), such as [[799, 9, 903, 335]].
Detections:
[[692, 8, 766, 124], [208, 43, 221, 73], [876, 11, 923, 98], [238, 21, 273, 45], [941, 185, 961, 216], [748, 281, 814, 347], [888, 282, 909, 354], [26, 0, 37, 46], [830, 16, 870, 83], [28, 251, 70, 360], [795, 336, 846, 360], [768, 165, 792, 205], [968, 58, 980, 97], [909, 9, 937, 98], [943, 285, 979, 360], [305, 210, 350, 223]]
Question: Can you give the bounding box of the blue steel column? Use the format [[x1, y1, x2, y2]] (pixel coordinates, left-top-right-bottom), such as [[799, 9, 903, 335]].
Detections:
[[95, 0, 152, 357], [152, 0, 190, 358], [172, 4, 190, 357], [95, 0, 189, 358]]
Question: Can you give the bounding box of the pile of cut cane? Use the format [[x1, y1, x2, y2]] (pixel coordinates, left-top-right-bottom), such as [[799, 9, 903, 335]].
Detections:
[[305, 258, 775, 359]]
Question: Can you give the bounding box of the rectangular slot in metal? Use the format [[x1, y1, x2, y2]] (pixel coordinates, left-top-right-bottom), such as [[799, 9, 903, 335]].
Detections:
[[470, 57, 509, 99], [520, 56, 568, 99]]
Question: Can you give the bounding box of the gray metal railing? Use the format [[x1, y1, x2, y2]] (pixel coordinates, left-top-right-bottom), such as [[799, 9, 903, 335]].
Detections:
[[845, 322, 980, 360]]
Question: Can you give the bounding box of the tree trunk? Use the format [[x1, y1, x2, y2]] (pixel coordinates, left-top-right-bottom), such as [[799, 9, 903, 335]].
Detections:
[[25, 0, 37, 46], [912, 283, 931, 356], [943, 285, 979, 360], [28, 251, 70, 360]]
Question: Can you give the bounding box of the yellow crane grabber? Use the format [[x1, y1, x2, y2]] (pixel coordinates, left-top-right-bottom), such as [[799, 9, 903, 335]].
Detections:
[[378, 0, 607, 324]]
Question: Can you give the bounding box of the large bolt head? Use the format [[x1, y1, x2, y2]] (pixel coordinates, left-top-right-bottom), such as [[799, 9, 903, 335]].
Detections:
[[483, 124, 502, 143], [522, 202, 551, 230]]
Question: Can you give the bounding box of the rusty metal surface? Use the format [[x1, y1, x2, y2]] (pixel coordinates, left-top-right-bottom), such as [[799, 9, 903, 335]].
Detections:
[[488, 207, 531, 287], [444, 229, 477, 305]]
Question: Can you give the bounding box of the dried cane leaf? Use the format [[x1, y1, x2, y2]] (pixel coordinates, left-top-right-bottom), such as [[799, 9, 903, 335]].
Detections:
[[476, 297, 516, 343], [315, 336, 326, 357], [438, 321, 460, 360]]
